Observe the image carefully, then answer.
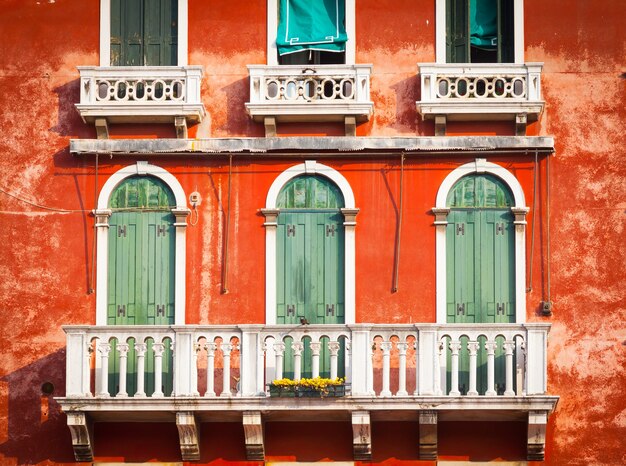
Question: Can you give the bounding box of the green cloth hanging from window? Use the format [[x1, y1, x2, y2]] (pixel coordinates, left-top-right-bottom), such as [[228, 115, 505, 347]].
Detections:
[[470, 0, 498, 49], [276, 0, 347, 56]]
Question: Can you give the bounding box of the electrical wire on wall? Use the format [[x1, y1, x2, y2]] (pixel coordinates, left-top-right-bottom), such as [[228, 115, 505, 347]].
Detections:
[[221, 154, 233, 294], [89, 153, 99, 294], [543, 153, 553, 316], [527, 150, 538, 292], [392, 152, 405, 293]]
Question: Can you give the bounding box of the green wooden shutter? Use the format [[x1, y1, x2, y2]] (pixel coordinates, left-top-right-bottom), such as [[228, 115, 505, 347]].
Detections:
[[446, 210, 477, 324], [498, 0, 515, 63], [111, 0, 177, 66], [447, 0, 470, 63]]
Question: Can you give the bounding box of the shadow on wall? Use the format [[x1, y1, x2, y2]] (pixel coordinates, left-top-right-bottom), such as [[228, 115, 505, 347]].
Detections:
[[222, 77, 265, 137], [390, 74, 421, 133], [51, 79, 96, 139], [0, 349, 76, 464]]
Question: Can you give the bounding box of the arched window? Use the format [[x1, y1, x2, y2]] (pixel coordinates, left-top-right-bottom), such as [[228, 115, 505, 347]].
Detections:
[[445, 174, 515, 324]]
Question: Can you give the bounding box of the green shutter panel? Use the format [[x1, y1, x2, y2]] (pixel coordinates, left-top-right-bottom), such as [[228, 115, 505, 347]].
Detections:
[[498, 0, 515, 63], [447, 0, 470, 63], [111, 0, 177, 66], [277, 212, 306, 325], [446, 210, 477, 324], [323, 212, 345, 324]]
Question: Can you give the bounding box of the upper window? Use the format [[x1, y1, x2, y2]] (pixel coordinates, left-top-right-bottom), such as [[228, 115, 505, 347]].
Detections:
[[110, 0, 178, 66], [276, 0, 347, 65], [100, 0, 188, 66], [447, 0, 514, 63], [267, 0, 355, 66]]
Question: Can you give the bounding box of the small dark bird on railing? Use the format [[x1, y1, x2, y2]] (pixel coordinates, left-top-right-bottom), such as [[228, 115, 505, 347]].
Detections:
[[300, 317, 310, 325]]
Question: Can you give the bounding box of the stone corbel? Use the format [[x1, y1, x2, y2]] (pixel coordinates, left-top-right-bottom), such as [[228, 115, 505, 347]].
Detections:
[[261, 208, 280, 226], [94, 209, 112, 227], [95, 117, 109, 139], [176, 411, 200, 461], [511, 207, 530, 233], [264, 116, 277, 137], [341, 208, 360, 226], [345, 116, 357, 136], [172, 208, 191, 227], [527, 410, 548, 461], [435, 115, 447, 136], [351, 410, 372, 461], [418, 410, 438, 460], [431, 207, 450, 226], [66, 412, 94, 462], [516, 113, 528, 136], [175, 116, 188, 139], [242, 411, 265, 461]]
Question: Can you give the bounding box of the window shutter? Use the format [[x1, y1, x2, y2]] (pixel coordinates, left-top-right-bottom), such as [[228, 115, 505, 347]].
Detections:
[[498, 0, 515, 63], [446, 0, 470, 63], [276, 0, 348, 57]]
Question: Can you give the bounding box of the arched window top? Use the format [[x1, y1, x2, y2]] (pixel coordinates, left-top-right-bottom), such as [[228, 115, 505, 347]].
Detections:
[[109, 176, 175, 210], [277, 175, 345, 209], [446, 174, 514, 208]]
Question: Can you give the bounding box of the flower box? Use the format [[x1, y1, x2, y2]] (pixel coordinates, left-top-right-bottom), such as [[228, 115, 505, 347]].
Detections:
[[268, 377, 347, 398]]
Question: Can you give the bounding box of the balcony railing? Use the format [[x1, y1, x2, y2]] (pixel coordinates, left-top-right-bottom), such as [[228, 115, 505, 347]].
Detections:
[[245, 64, 374, 135], [64, 323, 550, 399], [416, 63, 544, 134], [75, 66, 206, 132]]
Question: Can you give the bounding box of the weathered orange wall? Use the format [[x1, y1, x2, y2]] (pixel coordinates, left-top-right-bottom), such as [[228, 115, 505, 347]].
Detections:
[[0, 0, 625, 465]]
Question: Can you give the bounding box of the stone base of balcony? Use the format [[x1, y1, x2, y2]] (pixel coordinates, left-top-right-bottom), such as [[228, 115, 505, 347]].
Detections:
[[75, 104, 206, 125], [58, 395, 558, 462], [417, 101, 544, 122]]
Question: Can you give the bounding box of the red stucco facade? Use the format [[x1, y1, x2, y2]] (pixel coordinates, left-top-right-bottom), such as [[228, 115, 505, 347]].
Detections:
[[0, 1, 625, 465]]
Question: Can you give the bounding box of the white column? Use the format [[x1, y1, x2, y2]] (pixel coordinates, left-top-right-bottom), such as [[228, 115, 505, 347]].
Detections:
[[349, 328, 370, 395], [432, 209, 450, 324], [448, 341, 461, 396], [504, 341, 516, 396], [328, 341, 341, 380], [94, 210, 111, 324], [397, 342, 408, 396], [240, 326, 264, 396], [310, 342, 321, 378], [116, 343, 129, 398], [380, 341, 392, 397], [177, 0, 188, 66], [172, 210, 189, 325], [485, 341, 498, 396], [292, 342, 304, 381], [65, 330, 91, 397], [135, 343, 147, 397], [417, 327, 439, 395], [273, 342, 286, 381], [467, 341, 479, 396], [97, 342, 111, 398], [526, 324, 550, 395], [205, 342, 216, 397], [191, 343, 200, 396], [341, 209, 359, 325], [152, 343, 165, 398], [221, 343, 233, 397]]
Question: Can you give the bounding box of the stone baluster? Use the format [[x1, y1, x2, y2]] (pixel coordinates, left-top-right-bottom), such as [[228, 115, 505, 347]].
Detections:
[[396, 342, 408, 396], [221, 343, 233, 397], [380, 341, 392, 397], [152, 342, 165, 398], [191, 343, 201, 397], [204, 342, 217, 397], [116, 343, 129, 398], [448, 341, 462, 396], [310, 342, 321, 378], [485, 341, 498, 396], [97, 342, 112, 398], [135, 343, 147, 397], [435, 340, 444, 395], [504, 340, 516, 396], [292, 342, 303, 381], [273, 342, 286, 381], [467, 341, 480, 396], [328, 341, 341, 379]]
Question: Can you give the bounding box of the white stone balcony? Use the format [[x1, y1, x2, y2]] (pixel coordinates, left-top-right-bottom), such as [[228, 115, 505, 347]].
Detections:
[[416, 63, 544, 135], [58, 323, 557, 462], [245, 64, 374, 136], [75, 66, 206, 138]]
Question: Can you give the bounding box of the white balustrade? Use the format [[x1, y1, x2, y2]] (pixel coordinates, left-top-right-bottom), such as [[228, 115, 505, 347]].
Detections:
[[63, 323, 550, 400], [417, 62, 544, 121], [76, 66, 205, 124], [246, 64, 373, 123]]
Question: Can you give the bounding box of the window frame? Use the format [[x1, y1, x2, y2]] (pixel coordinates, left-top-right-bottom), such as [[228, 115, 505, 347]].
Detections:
[[435, 0, 525, 64], [99, 0, 189, 66], [267, 0, 356, 66], [94, 162, 189, 326], [433, 159, 528, 324]]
